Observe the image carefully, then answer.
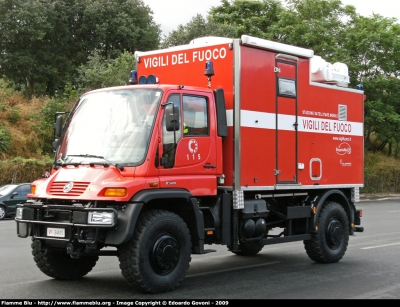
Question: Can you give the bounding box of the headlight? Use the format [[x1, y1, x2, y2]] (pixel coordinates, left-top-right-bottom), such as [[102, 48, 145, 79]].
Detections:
[[87, 211, 115, 225], [16, 208, 23, 219]]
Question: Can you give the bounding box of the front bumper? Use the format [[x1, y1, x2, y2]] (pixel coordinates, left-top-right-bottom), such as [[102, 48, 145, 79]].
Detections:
[[15, 201, 118, 244]]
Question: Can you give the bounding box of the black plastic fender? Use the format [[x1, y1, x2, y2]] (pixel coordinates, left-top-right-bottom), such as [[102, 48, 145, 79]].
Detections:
[[104, 202, 144, 245], [311, 189, 354, 233], [105, 189, 205, 246]]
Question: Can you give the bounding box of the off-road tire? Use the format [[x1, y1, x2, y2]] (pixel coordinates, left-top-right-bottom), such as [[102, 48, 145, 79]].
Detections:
[[232, 240, 264, 256], [32, 240, 99, 279], [304, 201, 349, 263], [0, 205, 6, 220], [118, 209, 192, 294]]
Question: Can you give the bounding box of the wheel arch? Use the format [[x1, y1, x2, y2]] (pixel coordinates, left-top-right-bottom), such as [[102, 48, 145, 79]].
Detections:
[[105, 189, 205, 253], [312, 189, 354, 232]]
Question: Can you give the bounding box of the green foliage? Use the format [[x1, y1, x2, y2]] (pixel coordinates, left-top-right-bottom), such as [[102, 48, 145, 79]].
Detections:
[[0, 156, 53, 185], [0, 0, 161, 99], [342, 14, 400, 84], [208, 0, 283, 39], [30, 98, 68, 155], [363, 76, 400, 154], [0, 79, 17, 103], [7, 106, 21, 124], [0, 124, 11, 153], [266, 0, 357, 59], [78, 50, 137, 91], [362, 151, 400, 193], [160, 14, 237, 48]]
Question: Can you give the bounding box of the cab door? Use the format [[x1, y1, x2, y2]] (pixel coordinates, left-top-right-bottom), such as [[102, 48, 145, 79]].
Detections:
[[158, 90, 218, 196]]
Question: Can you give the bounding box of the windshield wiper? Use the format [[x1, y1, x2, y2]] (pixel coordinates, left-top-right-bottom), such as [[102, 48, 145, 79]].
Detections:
[[62, 154, 125, 171]]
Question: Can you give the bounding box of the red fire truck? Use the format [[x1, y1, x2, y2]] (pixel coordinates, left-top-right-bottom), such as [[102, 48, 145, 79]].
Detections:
[[15, 35, 364, 294]]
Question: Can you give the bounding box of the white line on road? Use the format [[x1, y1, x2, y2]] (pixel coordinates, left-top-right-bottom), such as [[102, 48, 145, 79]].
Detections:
[[361, 242, 400, 249], [187, 261, 280, 277]]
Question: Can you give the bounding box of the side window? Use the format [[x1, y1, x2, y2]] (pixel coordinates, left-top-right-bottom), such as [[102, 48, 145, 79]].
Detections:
[[162, 94, 181, 168], [277, 77, 296, 97], [15, 185, 29, 196], [21, 185, 31, 196], [183, 95, 208, 136]]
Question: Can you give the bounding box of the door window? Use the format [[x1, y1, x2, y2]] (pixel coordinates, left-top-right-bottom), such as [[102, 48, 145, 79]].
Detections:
[[183, 96, 208, 136], [162, 94, 181, 168]]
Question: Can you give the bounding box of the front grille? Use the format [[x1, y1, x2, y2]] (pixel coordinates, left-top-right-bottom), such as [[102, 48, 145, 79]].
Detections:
[[50, 181, 90, 196]]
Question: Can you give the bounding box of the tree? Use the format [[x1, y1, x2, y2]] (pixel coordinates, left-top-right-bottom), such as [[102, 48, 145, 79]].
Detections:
[[160, 14, 237, 49], [342, 14, 400, 84], [341, 15, 400, 154], [79, 0, 161, 59], [208, 0, 283, 39], [0, 0, 161, 98], [266, 0, 357, 60], [77, 50, 137, 91], [0, 0, 57, 99]]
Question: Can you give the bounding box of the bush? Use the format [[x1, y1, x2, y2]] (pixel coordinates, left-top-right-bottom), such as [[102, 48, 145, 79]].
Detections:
[[362, 151, 400, 194], [77, 50, 136, 91], [7, 106, 20, 124], [0, 156, 53, 185], [0, 124, 11, 153]]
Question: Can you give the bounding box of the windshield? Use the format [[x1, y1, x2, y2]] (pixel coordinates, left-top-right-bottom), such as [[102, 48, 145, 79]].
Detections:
[[57, 88, 162, 166], [0, 185, 17, 196]]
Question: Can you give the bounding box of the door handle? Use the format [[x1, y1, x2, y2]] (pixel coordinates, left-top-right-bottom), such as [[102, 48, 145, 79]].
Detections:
[[203, 164, 216, 169]]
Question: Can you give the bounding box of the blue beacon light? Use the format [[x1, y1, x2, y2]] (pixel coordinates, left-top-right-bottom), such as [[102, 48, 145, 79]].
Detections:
[[129, 70, 138, 85], [204, 61, 214, 88], [204, 61, 214, 77]]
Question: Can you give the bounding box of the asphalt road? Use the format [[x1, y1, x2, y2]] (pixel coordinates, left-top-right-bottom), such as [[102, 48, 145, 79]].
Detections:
[[1, 197, 400, 300]]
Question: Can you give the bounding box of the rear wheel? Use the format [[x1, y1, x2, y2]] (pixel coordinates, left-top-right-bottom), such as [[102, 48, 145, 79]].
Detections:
[[304, 201, 349, 263], [31, 240, 99, 279], [231, 240, 264, 256], [118, 209, 192, 294]]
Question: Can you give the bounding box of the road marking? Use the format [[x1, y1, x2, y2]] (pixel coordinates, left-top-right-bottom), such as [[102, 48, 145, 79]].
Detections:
[[361, 242, 400, 249], [352, 283, 400, 299], [187, 261, 280, 277]]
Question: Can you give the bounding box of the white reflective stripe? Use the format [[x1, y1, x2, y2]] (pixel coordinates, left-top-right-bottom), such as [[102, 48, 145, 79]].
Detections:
[[277, 114, 294, 130], [241, 110, 275, 129], [226, 109, 234, 127], [225, 110, 363, 136]]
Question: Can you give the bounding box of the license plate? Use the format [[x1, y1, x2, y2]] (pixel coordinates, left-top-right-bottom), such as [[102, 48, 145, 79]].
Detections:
[[47, 227, 65, 238]]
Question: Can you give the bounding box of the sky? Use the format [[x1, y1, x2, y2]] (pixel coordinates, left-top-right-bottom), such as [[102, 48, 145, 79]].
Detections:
[[143, 0, 400, 37]]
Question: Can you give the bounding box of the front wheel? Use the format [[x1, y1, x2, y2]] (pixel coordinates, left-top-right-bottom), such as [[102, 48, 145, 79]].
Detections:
[[118, 209, 192, 294], [31, 240, 99, 279], [304, 201, 349, 263]]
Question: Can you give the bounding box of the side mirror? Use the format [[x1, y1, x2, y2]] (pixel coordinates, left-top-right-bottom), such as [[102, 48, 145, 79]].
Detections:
[[165, 104, 180, 132], [52, 139, 59, 151], [53, 115, 63, 137]]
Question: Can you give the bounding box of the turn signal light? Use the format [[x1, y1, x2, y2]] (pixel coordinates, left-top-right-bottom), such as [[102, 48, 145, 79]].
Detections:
[[31, 185, 36, 194], [104, 188, 126, 197]]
